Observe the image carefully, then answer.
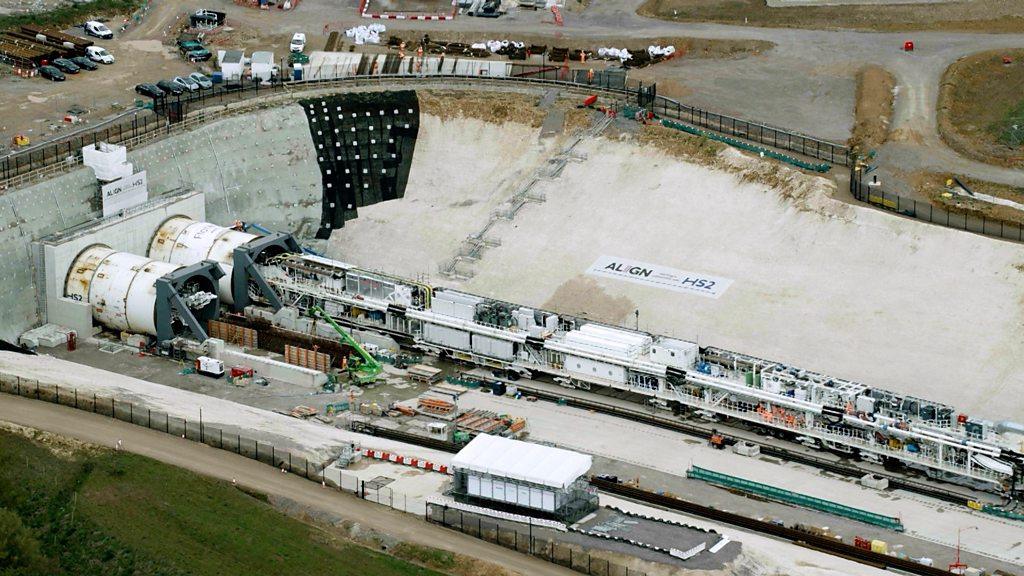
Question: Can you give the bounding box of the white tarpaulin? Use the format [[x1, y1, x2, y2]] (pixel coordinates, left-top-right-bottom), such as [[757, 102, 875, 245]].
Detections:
[[586, 255, 733, 299], [451, 434, 591, 489]]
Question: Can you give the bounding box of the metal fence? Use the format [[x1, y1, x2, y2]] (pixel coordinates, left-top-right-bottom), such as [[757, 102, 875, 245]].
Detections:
[[649, 96, 849, 166], [849, 167, 1024, 243], [0, 372, 646, 573], [427, 502, 648, 576], [2, 71, 850, 186], [0, 373, 418, 514]]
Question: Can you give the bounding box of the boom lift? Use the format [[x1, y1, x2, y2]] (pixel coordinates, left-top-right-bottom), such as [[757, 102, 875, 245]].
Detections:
[[309, 305, 383, 384]]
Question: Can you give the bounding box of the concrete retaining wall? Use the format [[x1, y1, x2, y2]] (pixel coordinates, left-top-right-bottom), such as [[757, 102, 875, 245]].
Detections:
[[0, 104, 326, 341]]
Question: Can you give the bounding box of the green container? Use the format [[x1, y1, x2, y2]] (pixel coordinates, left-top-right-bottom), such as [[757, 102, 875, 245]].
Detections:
[[744, 371, 754, 386]]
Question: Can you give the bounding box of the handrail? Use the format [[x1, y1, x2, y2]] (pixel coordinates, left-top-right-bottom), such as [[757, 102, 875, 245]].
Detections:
[[1, 71, 849, 187]]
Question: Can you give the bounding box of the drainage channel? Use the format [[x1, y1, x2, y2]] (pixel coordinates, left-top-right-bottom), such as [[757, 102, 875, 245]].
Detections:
[[590, 478, 955, 576], [511, 383, 974, 507]]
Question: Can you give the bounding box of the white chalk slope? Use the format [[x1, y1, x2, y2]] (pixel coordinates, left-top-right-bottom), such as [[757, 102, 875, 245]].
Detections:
[[330, 115, 1024, 422]]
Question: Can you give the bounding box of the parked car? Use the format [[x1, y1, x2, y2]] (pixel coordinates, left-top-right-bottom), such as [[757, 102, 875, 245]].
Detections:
[[51, 58, 80, 74], [70, 56, 98, 71], [134, 83, 165, 98], [177, 40, 212, 62], [189, 71, 213, 89], [86, 46, 115, 64], [38, 65, 65, 81], [172, 75, 200, 92], [156, 79, 184, 96], [83, 20, 113, 39], [289, 32, 306, 53]]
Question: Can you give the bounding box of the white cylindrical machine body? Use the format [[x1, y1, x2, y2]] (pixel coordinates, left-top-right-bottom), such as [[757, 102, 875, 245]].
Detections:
[[65, 245, 184, 336], [149, 217, 258, 305]]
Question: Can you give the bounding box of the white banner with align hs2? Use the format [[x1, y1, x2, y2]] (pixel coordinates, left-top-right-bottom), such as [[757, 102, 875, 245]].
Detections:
[[101, 170, 148, 217], [586, 255, 733, 299]]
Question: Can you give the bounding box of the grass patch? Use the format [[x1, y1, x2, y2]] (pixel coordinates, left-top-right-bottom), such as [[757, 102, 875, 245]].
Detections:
[[636, 0, 1024, 32], [995, 99, 1024, 148], [0, 430, 442, 576], [392, 543, 457, 570], [0, 0, 143, 32], [938, 49, 1024, 168]]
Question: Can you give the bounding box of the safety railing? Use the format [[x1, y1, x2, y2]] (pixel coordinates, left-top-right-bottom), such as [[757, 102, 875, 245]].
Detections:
[[3, 71, 850, 187], [686, 465, 905, 531], [849, 167, 1024, 244]]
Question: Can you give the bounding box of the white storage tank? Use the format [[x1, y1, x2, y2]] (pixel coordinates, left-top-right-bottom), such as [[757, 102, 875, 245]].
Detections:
[[64, 244, 219, 337], [149, 217, 257, 305]]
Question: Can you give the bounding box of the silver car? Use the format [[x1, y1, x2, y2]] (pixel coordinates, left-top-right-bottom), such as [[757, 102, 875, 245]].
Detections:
[[188, 71, 213, 89], [172, 75, 200, 92]]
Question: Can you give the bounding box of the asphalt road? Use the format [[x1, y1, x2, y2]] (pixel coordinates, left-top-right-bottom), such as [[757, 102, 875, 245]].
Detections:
[[0, 394, 575, 576], [370, 0, 1024, 186]]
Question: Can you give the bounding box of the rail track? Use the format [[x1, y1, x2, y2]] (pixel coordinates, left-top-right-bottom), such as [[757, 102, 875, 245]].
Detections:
[[590, 477, 956, 576], [510, 382, 977, 507], [351, 415, 957, 575]]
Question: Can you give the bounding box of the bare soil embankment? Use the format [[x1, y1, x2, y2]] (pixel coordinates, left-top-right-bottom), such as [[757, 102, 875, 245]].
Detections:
[[937, 49, 1024, 169], [636, 0, 1024, 32], [848, 65, 896, 155]]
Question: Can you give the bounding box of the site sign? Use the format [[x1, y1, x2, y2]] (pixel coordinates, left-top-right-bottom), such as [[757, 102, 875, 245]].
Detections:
[[101, 170, 148, 217], [586, 255, 733, 299]]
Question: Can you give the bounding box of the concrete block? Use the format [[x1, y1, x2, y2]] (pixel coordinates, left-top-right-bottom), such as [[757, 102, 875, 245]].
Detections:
[[45, 299, 93, 340], [732, 441, 761, 457], [205, 338, 226, 357], [860, 473, 889, 490], [216, 346, 327, 388]]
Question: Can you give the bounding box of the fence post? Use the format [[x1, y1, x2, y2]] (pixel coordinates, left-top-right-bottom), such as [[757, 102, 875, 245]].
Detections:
[[56, 384, 59, 404]]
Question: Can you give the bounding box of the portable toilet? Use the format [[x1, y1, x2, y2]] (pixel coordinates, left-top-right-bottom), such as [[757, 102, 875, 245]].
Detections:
[[251, 51, 275, 83]]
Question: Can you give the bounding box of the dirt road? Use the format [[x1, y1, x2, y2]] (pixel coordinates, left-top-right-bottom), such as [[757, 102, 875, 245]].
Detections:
[[0, 393, 575, 576]]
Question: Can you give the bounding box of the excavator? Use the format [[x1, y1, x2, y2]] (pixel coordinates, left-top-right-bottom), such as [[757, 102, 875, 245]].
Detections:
[[309, 306, 383, 384]]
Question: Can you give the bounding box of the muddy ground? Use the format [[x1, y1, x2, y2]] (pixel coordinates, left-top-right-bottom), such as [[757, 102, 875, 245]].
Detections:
[[937, 48, 1024, 170], [913, 171, 1024, 226], [848, 65, 895, 154], [637, 0, 1024, 32]]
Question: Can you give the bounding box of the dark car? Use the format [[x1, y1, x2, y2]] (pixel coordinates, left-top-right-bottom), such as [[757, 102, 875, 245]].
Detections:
[[38, 65, 65, 81], [156, 79, 184, 96], [70, 56, 99, 71], [177, 40, 212, 62], [51, 58, 80, 74], [135, 83, 165, 98]]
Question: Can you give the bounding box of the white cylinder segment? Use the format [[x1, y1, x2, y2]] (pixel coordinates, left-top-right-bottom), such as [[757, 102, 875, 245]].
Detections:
[[65, 245, 183, 336], [149, 217, 258, 305]]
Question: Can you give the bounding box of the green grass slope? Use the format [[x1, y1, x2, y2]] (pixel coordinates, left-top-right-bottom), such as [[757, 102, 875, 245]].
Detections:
[[0, 429, 442, 576]]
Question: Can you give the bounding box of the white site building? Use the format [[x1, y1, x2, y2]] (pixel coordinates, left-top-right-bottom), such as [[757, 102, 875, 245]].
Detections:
[[449, 434, 598, 522]]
